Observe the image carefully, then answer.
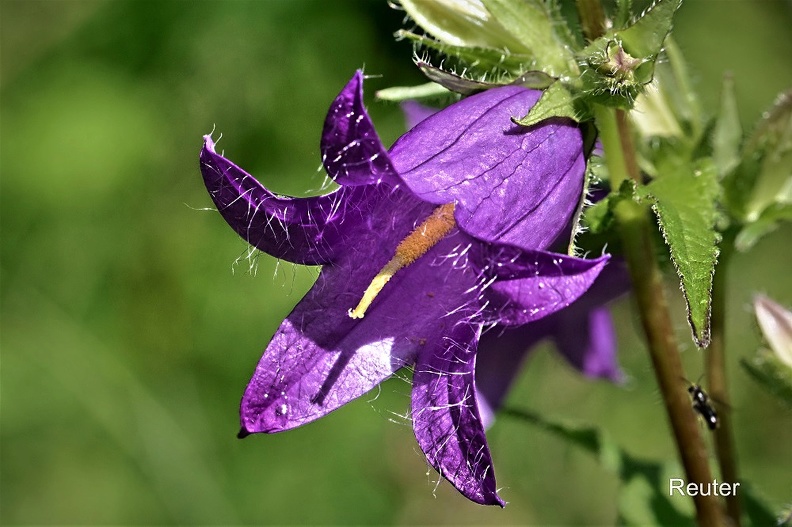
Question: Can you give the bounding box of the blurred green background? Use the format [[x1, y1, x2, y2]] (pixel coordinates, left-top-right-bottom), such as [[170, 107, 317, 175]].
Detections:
[[1, 0, 791, 524]]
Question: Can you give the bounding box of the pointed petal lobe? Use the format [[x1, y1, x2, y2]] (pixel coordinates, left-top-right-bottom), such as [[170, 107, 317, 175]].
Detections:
[[201, 135, 368, 265], [474, 243, 610, 326], [412, 320, 504, 506], [321, 71, 398, 186]]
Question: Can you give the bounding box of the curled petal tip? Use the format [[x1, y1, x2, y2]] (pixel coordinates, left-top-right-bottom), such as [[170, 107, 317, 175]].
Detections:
[[237, 427, 251, 439]]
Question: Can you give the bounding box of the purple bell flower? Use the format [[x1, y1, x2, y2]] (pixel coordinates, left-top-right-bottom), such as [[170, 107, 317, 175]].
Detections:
[[201, 71, 613, 506]]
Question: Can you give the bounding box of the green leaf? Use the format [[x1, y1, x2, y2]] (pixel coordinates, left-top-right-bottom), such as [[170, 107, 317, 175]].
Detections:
[[741, 483, 783, 527], [512, 81, 590, 126], [741, 352, 792, 407], [480, 0, 576, 76], [712, 74, 742, 179], [617, 462, 694, 526], [375, 82, 452, 103], [504, 408, 693, 526], [618, 0, 683, 62], [636, 161, 721, 347], [734, 203, 792, 252], [398, 0, 529, 52]]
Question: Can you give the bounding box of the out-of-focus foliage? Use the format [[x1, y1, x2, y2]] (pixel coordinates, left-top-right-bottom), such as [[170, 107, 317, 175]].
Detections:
[[1, 0, 791, 524]]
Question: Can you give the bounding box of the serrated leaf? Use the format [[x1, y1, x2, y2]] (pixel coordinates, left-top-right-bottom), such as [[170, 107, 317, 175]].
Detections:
[[505, 408, 693, 526], [712, 74, 742, 178], [398, 0, 529, 52], [481, 0, 576, 76], [618, 0, 682, 61], [375, 82, 452, 103], [512, 81, 589, 126], [734, 203, 792, 252], [637, 161, 721, 347]]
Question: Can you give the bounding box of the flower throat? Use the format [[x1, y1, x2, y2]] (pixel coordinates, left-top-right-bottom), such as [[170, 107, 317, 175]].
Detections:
[[348, 203, 456, 319]]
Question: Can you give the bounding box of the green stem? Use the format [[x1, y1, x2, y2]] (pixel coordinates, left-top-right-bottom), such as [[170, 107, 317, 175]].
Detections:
[[598, 104, 725, 527], [576, 0, 607, 41], [706, 229, 741, 526]]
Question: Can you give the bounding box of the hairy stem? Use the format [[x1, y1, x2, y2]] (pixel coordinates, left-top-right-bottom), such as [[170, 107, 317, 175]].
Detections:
[[599, 105, 725, 526], [616, 202, 724, 527], [579, 0, 726, 522], [707, 229, 741, 526]]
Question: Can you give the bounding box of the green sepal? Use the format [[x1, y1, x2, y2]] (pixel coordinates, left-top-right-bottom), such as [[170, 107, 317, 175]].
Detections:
[[578, 37, 643, 109], [734, 203, 792, 252], [577, 0, 683, 109], [636, 161, 721, 348], [508, 70, 557, 90], [415, 61, 555, 95], [512, 81, 591, 126], [375, 82, 452, 103], [504, 408, 694, 526], [480, 0, 577, 76], [416, 62, 493, 96], [741, 350, 792, 408], [396, 30, 529, 75], [618, 0, 683, 64], [712, 74, 742, 179]]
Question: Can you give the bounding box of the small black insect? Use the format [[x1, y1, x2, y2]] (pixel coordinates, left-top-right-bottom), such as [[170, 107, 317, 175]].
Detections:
[[688, 383, 718, 430]]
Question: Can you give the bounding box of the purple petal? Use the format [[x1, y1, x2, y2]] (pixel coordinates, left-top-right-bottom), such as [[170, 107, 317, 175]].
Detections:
[[476, 261, 629, 425], [321, 71, 398, 186], [240, 193, 483, 433], [400, 100, 440, 130], [201, 135, 372, 265], [554, 307, 622, 381], [389, 86, 585, 249], [475, 327, 544, 428], [412, 320, 504, 506], [474, 243, 610, 326], [548, 261, 630, 381]]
